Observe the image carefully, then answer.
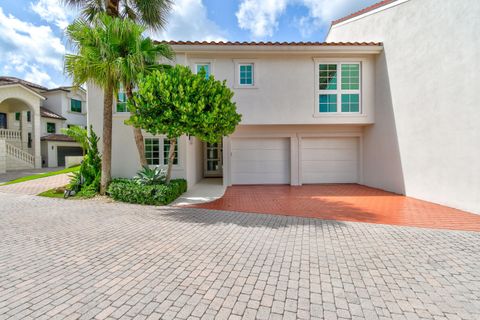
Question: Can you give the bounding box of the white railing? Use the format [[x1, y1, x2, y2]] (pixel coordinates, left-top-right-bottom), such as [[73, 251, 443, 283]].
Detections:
[[5, 142, 34, 165], [0, 129, 21, 141]]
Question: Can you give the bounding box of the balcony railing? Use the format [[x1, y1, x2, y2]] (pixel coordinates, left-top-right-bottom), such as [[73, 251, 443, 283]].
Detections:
[[0, 129, 21, 141]]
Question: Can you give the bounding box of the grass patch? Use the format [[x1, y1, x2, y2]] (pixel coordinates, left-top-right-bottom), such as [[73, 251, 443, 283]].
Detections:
[[2, 165, 80, 186], [38, 188, 67, 198]]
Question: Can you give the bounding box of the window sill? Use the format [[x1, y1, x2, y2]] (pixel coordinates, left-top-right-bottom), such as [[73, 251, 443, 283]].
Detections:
[[233, 84, 258, 89], [313, 113, 365, 118]]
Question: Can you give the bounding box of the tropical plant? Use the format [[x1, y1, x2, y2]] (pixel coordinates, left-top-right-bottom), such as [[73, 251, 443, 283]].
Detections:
[[66, 126, 102, 197], [61, 125, 88, 155], [66, 15, 163, 193], [63, 0, 172, 31], [127, 66, 242, 183], [134, 166, 166, 185], [63, 0, 174, 168]]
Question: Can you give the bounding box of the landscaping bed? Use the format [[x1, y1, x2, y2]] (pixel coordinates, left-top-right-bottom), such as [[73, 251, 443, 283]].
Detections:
[[107, 178, 187, 205]]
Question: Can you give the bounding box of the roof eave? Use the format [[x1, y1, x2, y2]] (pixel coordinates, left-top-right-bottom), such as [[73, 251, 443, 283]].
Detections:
[[170, 44, 383, 54]]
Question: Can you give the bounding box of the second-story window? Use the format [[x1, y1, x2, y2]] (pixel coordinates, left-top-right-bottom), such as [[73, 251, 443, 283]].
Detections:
[[71, 99, 82, 113], [117, 91, 128, 113], [317, 62, 361, 114], [195, 63, 210, 79], [47, 122, 56, 134], [239, 63, 254, 85]]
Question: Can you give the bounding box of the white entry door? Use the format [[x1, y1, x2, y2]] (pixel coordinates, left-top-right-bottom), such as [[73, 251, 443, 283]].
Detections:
[[301, 137, 358, 183], [231, 138, 290, 184]]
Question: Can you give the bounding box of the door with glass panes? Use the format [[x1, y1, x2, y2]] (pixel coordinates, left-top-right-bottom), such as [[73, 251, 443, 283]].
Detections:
[[204, 141, 223, 177]]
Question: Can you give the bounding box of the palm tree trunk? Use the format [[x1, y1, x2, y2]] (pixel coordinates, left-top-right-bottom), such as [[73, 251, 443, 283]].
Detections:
[[125, 85, 147, 167], [165, 138, 176, 184], [100, 83, 114, 194], [106, 0, 120, 16]]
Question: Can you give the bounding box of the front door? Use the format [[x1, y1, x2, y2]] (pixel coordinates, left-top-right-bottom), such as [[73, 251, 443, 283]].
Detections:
[[204, 141, 223, 177], [0, 113, 7, 129]]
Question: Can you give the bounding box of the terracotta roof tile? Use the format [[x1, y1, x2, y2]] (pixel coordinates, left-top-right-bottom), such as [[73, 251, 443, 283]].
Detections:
[[161, 41, 382, 46], [332, 0, 397, 25], [41, 134, 75, 142], [0, 76, 48, 91], [40, 107, 66, 120]]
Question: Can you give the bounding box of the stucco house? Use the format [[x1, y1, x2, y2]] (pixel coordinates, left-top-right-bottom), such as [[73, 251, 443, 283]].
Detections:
[[0, 77, 87, 173], [87, 0, 479, 214]]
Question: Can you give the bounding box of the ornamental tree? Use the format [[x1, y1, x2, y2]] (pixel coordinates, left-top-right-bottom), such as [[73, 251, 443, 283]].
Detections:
[[127, 65, 242, 183]]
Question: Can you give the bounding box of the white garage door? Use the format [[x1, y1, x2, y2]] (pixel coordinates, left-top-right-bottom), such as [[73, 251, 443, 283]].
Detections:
[[231, 138, 290, 184], [301, 137, 358, 183]]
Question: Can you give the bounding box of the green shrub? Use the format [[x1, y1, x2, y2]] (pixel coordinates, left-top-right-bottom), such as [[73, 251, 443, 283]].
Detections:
[[107, 178, 187, 205]]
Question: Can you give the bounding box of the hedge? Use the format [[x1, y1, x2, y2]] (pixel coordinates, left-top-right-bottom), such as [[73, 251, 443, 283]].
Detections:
[[107, 178, 187, 205]]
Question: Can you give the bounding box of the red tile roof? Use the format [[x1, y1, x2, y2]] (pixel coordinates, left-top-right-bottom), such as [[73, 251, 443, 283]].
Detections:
[[41, 134, 75, 142], [0, 76, 48, 91], [162, 41, 382, 46], [332, 0, 397, 25], [40, 107, 66, 120]]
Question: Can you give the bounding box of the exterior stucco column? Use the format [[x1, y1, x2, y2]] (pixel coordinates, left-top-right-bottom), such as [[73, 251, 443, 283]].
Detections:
[[32, 107, 41, 168], [0, 139, 6, 173], [20, 111, 28, 150]]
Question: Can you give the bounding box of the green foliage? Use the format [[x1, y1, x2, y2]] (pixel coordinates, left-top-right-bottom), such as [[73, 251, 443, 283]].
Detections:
[[62, 126, 88, 153], [64, 0, 173, 32], [71, 126, 102, 194], [134, 166, 166, 185], [127, 65, 242, 143], [107, 178, 187, 205]]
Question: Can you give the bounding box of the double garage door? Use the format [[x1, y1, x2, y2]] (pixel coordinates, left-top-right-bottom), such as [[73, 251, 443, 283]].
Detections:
[[231, 137, 358, 185]]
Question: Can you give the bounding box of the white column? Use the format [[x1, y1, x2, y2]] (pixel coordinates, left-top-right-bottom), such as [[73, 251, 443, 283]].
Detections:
[[0, 139, 6, 173], [32, 107, 41, 168], [20, 111, 28, 150]]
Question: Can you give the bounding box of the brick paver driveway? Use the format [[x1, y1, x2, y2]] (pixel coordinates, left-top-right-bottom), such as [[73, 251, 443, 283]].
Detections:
[[191, 184, 480, 232], [1, 192, 479, 320], [0, 173, 70, 195]]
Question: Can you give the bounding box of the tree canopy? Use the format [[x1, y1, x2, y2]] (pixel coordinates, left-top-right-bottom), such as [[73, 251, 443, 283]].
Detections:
[[127, 66, 242, 143]]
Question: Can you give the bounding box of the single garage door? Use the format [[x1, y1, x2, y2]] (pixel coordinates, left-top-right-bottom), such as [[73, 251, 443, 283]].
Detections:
[[231, 138, 290, 184], [57, 146, 83, 167], [301, 137, 358, 183]]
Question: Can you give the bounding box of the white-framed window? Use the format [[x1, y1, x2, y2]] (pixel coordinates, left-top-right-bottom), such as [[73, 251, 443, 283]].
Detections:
[[233, 59, 258, 88], [144, 137, 179, 166], [70, 99, 82, 113], [116, 90, 128, 113], [192, 60, 215, 79], [315, 62, 361, 115], [195, 63, 211, 79]]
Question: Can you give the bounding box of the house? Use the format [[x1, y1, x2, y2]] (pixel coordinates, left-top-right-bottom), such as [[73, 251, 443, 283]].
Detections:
[[87, 0, 479, 214], [0, 77, 87, 173]]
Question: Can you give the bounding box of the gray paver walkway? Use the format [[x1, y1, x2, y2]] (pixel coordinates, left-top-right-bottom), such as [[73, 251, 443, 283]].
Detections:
[[0, 173, 70, 195], [0, 192, 479, 320]]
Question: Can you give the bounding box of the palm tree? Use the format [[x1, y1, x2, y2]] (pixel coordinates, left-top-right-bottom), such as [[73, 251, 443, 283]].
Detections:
[[116, 25, 172, 166], [64, 0, 172, 30], [66, 15, 157, 194], [64, 0, 173, 167]]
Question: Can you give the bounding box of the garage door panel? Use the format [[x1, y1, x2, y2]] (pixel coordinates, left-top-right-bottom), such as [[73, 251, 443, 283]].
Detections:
[[301, 137, 358, 184], [232, 160, 289, 173], [232, 149, 289, 161], [302, 160, 357, 172], [302, 148, 357, 161], [232, 173, 289, 184], [231, 138, 290, 185]]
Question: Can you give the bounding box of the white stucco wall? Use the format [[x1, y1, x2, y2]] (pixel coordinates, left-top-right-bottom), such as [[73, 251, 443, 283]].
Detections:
[[42, 89, 87, 127], [183, 52, 377, 125], [40, 117, 65, 136], [327, 0, 480, 213]]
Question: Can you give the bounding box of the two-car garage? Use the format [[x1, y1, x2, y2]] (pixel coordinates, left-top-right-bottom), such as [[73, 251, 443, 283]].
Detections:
[[229, 135, 359, 185]]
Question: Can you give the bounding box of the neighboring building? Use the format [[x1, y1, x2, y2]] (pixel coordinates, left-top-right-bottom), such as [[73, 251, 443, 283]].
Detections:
[[87, 0, 479, 214], [0, 77, 87, 172]]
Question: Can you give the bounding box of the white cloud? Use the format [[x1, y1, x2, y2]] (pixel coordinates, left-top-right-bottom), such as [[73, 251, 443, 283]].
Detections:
[[236, 0, 379, 39], [24, 65, 57, 87], [30, 0, 75, 30], [236, 0, 288, 38], [0, 7, 64, 86], [152, 0, 226, 41]]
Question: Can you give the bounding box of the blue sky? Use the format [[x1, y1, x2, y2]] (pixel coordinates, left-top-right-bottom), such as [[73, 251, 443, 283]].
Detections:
[[0, 0, 378, 88]]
